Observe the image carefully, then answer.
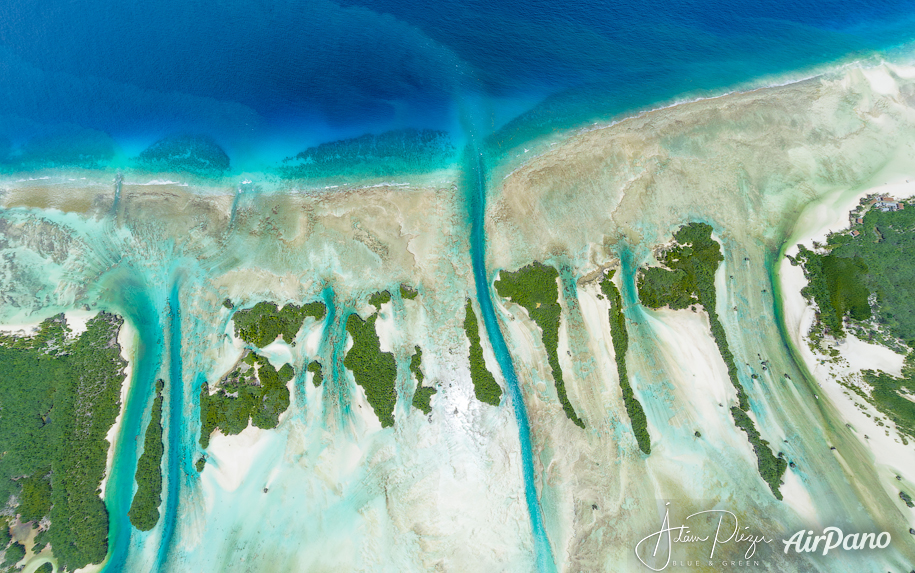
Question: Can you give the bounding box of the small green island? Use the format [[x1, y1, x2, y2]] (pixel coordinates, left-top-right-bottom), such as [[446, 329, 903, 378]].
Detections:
[[129, 379, 165, 531], [639, 223, 787, 499], [0, 313, 128, 570], [600, 271, 651, 454], [344, 293, 398, 427], [200, 351, 295, 448], [463, 299, 502, 406], [233, 301, 326, 347], [410, 346, 437, 415], [495, 262, 584, 428]]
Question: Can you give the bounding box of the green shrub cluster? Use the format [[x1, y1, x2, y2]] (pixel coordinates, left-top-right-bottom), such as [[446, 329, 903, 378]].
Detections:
[[128, 379, 164, 531], [600, 272, 651, 454], [0, 313, 128, 571], [368, 290, 392, 309], [409, 346, 436, 415], [17, 471, 52, 523], [399, 284, 418, 300], [199, 352, 294, 448], [36, 561, 53, 573], [900, 490, 915, 508], [307, 361, 323, 387], [638, 223, 785, 498], [495, 262, 585, 428], [233, 301, 325, 347], [344, 307, 397, 427], [195, 457, 206, 473], [463, 300, 502, 406], [859, 369, 915, 440], [3, 542, 24, 567]]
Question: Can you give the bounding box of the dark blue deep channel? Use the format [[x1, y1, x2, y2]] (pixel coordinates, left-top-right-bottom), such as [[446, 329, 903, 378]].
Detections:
[[466, 149, 557, 573]]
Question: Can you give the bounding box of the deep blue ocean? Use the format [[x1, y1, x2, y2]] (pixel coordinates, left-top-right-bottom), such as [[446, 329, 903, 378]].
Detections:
[[2, 0, 915, 173]]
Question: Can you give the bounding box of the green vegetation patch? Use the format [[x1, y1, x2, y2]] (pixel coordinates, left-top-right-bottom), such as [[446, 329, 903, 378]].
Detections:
[[399, 284, 418, 300], [410, 346, 436, 415], [859, 368, 915, 440], [35, 562, 53, 573], [233, 301, 326, 348], [638, 223, 786, 499], [792, 246, 870, 338], [495, 262, 584, 428], [307, 360, 324, 387], [0, 313, 128, 570], [368, 290, 392, 309], [600, 271, 650, 453], [344, 307, 397, 427], [128, 379, 164, 531], [3, 542, 24, 567], [463, 300, 502, 406], [199, 351, 294, 448], [793, 202, 915, 343]]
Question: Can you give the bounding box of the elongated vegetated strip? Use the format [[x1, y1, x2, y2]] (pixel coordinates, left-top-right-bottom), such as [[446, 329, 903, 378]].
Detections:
[[410, 346, 436, 415], [129, 379, 164, 531], [495, 262, 585, 428], [344, 300, 397, 427], [464, 299, 502, 406], [600, 271, 651, 454], [638, 223, 786, 498]]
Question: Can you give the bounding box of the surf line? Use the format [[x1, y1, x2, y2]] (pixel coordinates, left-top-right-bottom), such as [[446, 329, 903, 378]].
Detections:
[[465, 145, 558, 573]]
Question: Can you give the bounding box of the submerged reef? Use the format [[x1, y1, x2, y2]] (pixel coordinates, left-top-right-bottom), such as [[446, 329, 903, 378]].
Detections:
[[599, 270, 650, 453], [495, 262, 584, 428], [280, 129, 455, 180], [638, 223, 786, 498], [0, 314, 127, 571], [135, 134, 230, 175], [129, 379, 164, 531], [463, 299, 502, 406]]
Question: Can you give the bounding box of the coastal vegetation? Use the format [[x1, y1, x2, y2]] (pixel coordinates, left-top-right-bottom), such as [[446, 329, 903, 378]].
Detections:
[[0, 313, 128, 570], [233, 301, 326, 348], [307, 361, 324, 387], [495, 262, 584, 428], [399, 284, 418, 300], [600, 271, 651, 453], [409, 346, 436, 415], [794, 201, 915, 441], [128, 379, 164, 531], [638, 223, 786, 499], [463, 300, 502, 406], [344, 304, 398, 427], [199, 351, 294, 448], [368, 290, 392, 309]]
